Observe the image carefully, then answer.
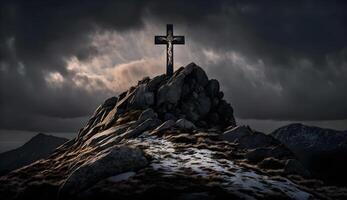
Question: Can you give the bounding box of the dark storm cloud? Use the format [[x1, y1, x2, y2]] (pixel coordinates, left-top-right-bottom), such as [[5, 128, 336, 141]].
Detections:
[[0, 0, 346, 133], [157, 0, 347, 121], [0, 0, 148, 131]]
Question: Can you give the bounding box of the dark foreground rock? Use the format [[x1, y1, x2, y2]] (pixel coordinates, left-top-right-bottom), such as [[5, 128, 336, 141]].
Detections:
[[0, 63, 346, 200]]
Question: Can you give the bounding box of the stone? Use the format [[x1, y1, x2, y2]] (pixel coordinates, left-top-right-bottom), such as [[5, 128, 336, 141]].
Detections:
[[59, 146, 147, 196], [138, 108, 157, 123], [175, 118, 197, 130], [181, 83, 191, 97], [269, 145, 294, 159], [156, 63, 206, 106], [192, 66, 209, 87], [258, 157, 284, 169], [157, 74, 185, 106], [129, 84, 150, 108], [222, 126, 253, 143], [144, 92, 154, 105], [196, 92, 211, 116], [208, 112, 220, 124], [181, 101, 200, 122], [217, 91, 224, 99], [147, 74, 167, 92], [164, 113, 177, 121], [155, 120, 176, 132], [125, 118, 160, 139], [212, 97, 219, 107], [245, 147, 271, 163], [102, 96, 118, 108], [107, 171, 136, 183], [284, 159, 310, 177], [222, 126, 277, 149], [206, 79, 220, 97]]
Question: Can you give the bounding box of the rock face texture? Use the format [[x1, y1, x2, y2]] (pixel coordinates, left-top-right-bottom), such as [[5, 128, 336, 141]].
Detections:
[[0, 63, 346, 200], [272, 123, 347, 186], [0, 133, 68, 175]]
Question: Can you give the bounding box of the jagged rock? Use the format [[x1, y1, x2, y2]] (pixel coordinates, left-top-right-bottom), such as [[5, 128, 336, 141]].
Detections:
[[208, 112, 220, 124], [268, 145, 293, 159], [59, 146, 147, 197], [156, 71, 186, 106], [222, 126, 251, 143], [144, 92, 155, 105], [102, 96, 118, 108], [245, 147, 270, 163], [147, 74, 167, 91], [152, 63, 235, 128], [164, 113, 177, 121], [206, 79, 220, 97], [181, 101, 200, 122], [155, 120, 175, 132], [191, 66, 209, 87], [258, 157, 284, 169], [138, 108, 157, 123], [284, 159, 310, 177], [222, 126, 279, 149], [196, 92, 211, 116], [175, 119, 197, 130], [129, 84, 154, 108], [125, 118, 160, 139]]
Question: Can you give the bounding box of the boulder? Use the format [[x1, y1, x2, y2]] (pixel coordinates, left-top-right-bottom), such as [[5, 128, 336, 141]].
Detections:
[[102, 96, 118, 108], [196, 92, 211, 116], [164, 113, 177, 121], [138, 108, 157, 123], [125, 118, 161, 139], [175, 119, 197, 130], [147, 74, 167, 92], [191, 66, 209, 87], [284, 159, 310, 177], [206, 79, 220, 97], [245, 147, 270, 163], [59, 146, 147, 196], [144, 92, 154, 105], [129, 84, 154, 108], [258, 157, 284, 169], [268, 145, 294, 159], [222, 126, 278, 149], [155, 120, 176, 132], [222, 126, 253, 144], [156, 72, 185, 106]]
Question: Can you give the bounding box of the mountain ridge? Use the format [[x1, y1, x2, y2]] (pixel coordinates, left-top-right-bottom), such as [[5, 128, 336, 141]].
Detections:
[[0, 63, 346, 200], [271, 123, 347, 186], [0, 133, 68, 176]]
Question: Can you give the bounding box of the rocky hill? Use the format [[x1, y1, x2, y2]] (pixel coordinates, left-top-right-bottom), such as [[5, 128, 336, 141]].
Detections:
[[0, 133, 68, 176], [271, 123, 347, 186], [0, 63, 346, 200]]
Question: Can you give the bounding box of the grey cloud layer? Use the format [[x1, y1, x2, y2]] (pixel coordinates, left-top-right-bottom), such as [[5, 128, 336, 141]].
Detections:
[[0, 0, 346, 132]]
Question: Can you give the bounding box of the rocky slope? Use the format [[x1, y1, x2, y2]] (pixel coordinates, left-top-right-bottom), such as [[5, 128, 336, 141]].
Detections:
[[0, 63, 346, 200], [0, 133, 68, 176], [271, 123, 347, 186]]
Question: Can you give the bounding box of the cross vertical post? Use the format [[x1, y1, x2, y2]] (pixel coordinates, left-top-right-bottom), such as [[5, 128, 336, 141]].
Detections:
[[155, 24, 185, 76]]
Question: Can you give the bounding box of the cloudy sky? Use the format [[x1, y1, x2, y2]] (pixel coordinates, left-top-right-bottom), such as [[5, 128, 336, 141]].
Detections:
[[1, 0, 346, 150]]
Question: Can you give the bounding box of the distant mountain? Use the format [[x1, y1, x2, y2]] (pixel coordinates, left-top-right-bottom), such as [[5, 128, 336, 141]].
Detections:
[[271, 123, 347, 186], [0, 133, 68, 175]]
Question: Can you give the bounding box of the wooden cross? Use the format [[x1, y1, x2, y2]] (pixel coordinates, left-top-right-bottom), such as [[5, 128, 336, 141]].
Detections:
[[155, 24, 185, 76]]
